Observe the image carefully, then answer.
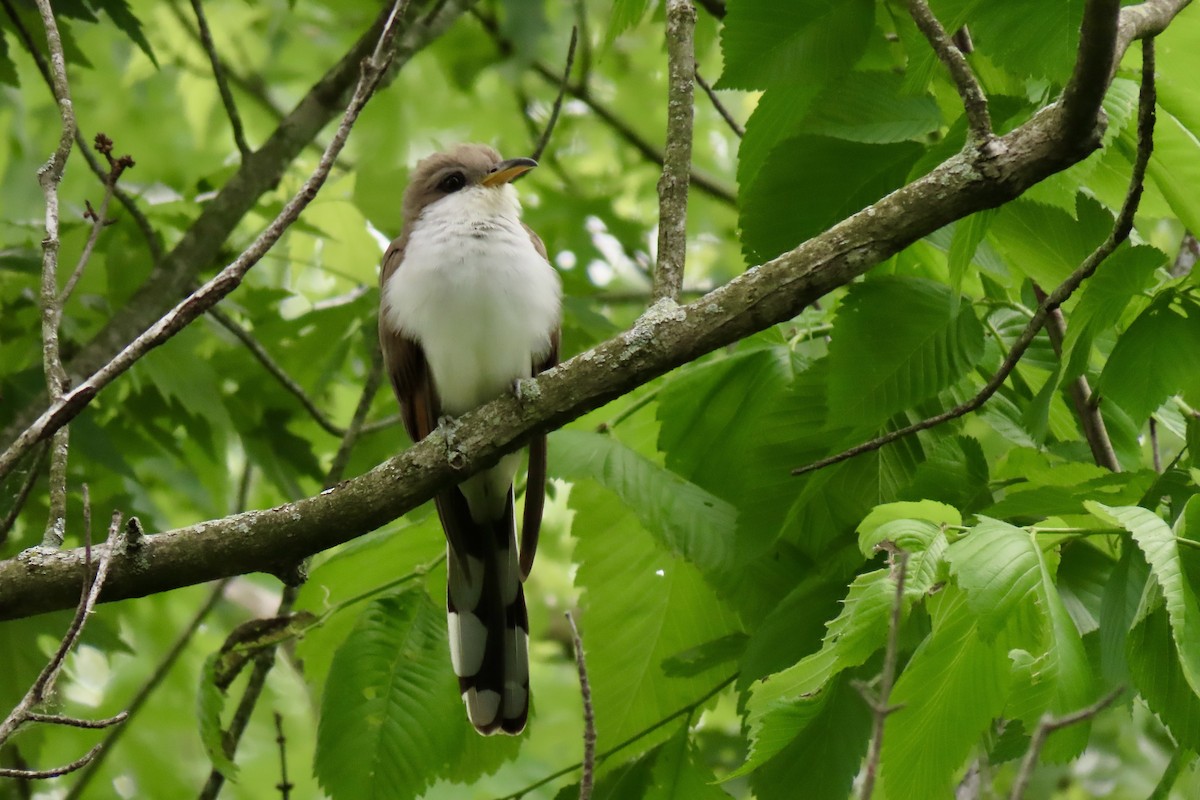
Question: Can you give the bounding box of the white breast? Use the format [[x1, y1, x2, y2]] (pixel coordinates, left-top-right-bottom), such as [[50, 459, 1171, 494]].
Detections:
[[382, 184, 561, 416]]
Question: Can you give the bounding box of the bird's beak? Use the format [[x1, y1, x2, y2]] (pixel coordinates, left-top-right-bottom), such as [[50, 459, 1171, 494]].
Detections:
[[481, 157, 538, 187]]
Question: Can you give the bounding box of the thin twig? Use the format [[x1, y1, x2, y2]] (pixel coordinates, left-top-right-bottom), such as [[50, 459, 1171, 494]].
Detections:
[[1008, 687, 1124, 800], [197, 586, 298, 799], [274, 712, 293, 800], [189, 0, 252, 158], [694, 65, 743, 138], [530, 26, 578, 162], [906, 0, 992, 143], [652, 0, 697, 303], [64, 580, 229, 800], [0, 441, 48, 545], [24, 712, 128, 729], [857, 549, 909, 800], [0, 0, 414, 483], [0, 743, 105, 780], [565, 612, 595, 800], [794, 36, 1158, 477], [0, 511, 126, 775], [1033, 283, 1120, 471], [325, 346, 386, 486]]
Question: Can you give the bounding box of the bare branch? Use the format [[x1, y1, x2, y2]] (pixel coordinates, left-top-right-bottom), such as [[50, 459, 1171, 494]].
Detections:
[[189, 0, 252, 158], [0, 442, 48, 545], [653, 0, 697, 303], [64, 580, 229, 799], [531, 26, 578, 162], [857, 550, 909, 800], [565, 612, 595, 800], [0, 0, 472, 458], [0, 743, 105, 780], [325, 347, 386, 487], [794, 36, 1158, 477], [694, 65, 743, 138], [32, 0, 76, 548], [1009, 687, 1124, 799], [1033, 284, 1120, 471], [0, 0, 414, 482], [1060, 0, 1121, 143], [906, 0, 991, 143], [0, 511, 127, 775], [25, 712, 128, 729], [274, 712, 294, 800]]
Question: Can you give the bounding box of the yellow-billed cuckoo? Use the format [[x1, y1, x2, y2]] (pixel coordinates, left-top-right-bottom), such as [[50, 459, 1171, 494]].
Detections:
[[378, 144, 561, 735]]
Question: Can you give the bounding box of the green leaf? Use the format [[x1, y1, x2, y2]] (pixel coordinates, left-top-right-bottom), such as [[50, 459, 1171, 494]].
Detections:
[[1148, 106, 1200, 234], [604, 0, 652, 45], [1087, 502, 1200, 698], [572, 480, 740, 754], [1128, 605, 1200, 751], [645, 726, 730, 800], [737, 83, 824, 196], [799, 71, 941, 144], [881, 588, 1011, 799], [87, 0, 157, 66], [1060, 244, 1164, 381], [1096, 294, 1200, 423], [746, 672, 873, 800], [553, 746, 659, 800], [740, 137, 924, 263], [826, 276, 985, 426], [738, 569, 896, 774], [198, 652, 240, 781], [661, 633, 748, 678], [947, 210, 996, 299], [550, 429, 737, 575], [856, 500, 961, 557], [0, 29, 18, 87], [948, 518, 1041, 639], [988, 195, 1112, 289], [936, 0, 1083, 82], [314, 589, 464, 800], [717, 0, 873, 90]]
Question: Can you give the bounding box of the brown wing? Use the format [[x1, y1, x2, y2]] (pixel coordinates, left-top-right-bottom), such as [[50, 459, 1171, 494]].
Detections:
[[519, 224, 560, 579]]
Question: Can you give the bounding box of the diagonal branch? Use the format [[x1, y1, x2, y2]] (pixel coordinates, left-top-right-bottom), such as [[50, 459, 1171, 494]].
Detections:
[[0, 0, 475, 460], [906, 0, 991, 143], [793, 34, 1158, 477], [0, 0, 1186, 622], [0, 1, 416, 483], [189, 0, 252, 159]]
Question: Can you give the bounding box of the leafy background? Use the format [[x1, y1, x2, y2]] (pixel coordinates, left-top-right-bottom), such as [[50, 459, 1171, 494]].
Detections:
[[2, 0, 1200, 798]]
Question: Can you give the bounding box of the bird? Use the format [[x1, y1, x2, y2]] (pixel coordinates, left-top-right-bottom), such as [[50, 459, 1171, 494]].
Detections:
[[377, 144, 562, 735]]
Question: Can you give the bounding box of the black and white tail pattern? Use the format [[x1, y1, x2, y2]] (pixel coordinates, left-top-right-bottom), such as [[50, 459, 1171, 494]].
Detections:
[[444, 491, 530, 735]]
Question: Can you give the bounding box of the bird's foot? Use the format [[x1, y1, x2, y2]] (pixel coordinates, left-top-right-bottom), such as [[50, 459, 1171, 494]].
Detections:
[[511, 377, 541, 404], [437, 415, 468, 470]]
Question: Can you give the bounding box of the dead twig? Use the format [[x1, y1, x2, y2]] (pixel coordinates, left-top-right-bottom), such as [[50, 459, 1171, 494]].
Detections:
[[1008, 687, 1124, 799], [565, 612, 595, 800], [189, 0, 252, 158]]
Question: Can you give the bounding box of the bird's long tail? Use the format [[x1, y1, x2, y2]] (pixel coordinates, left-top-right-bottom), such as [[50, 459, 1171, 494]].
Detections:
[[441, 489, 529, 735]]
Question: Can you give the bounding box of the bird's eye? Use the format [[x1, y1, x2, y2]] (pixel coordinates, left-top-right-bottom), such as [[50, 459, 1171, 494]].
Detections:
[[437, 171, 466, 193]]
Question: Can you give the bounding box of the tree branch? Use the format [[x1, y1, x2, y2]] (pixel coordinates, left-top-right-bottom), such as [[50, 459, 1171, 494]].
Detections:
[[530, 26, 578, 163], [694, 65, 743, 138], [0, 0, 416, 482], [33, 0, 76, 548], [1008, 687, 1124, 800], [857, 550, 909, 800], [906, 0, 991, 144], [793, 33, 1158, 477], [189, 0, 252, 159], [0, 0, 475, 459], [652, 0, 696, 303], [0, 3, 1185, 621], [1033, 284, 1120, 471], [565, 612, 595, 800]]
